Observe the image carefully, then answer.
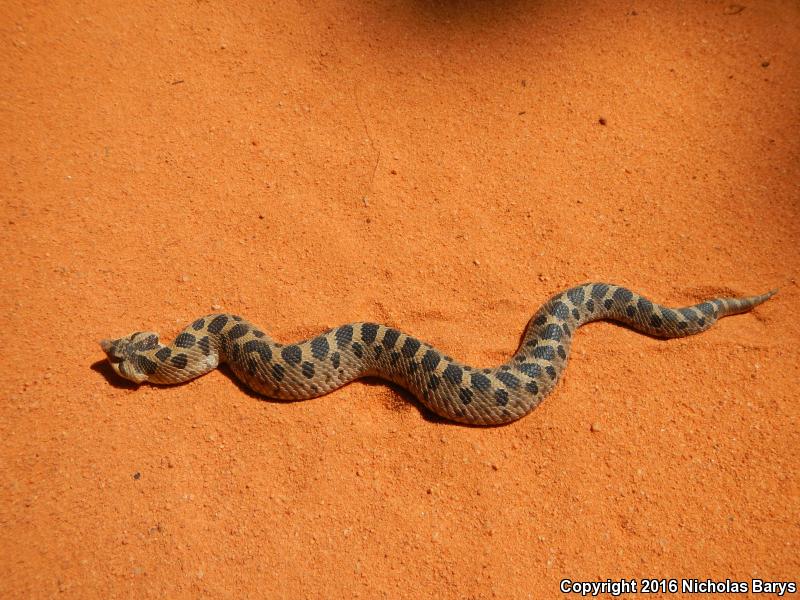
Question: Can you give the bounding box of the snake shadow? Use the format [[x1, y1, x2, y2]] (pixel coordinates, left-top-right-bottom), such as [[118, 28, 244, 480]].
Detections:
[[91, 359, 140, 390], [359, 376, 454, 425]]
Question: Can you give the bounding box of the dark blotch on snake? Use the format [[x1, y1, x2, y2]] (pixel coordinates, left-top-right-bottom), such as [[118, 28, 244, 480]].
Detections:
[[137, 354, 158, 375], [459, 388, 473, 405], [546, 365, 557, 380], [650, 315, 663, 328], [428, 375, 440, 391], [302, 362, 315, 379], [352, 342, 364, 358], [572, 308, 580, 320], [390, 351, 400, 364], [638, 298, 653, 314], [567, 286, 585, 305], [227, 324, 248, 339], [494, 389, 509, 406], [243, 339, 271, 362], [699, 302, 715, 316], [175, 333, 196, 348], [374, 346, 383, 358], [626, 306, 636, 318], [170, 354, 188, 369], [496, 371, 520, 390], [197, 336, 210, 355], [604, 299, 614, 310], [662, 309, 679, 323], [550, 301, 569, 321], [591, 283, 609, 299], [135, 335, 159, 351], [155, 347, 171, 362], [331, 352, 340, 369], [401, 337, 421, 358], [252, 329, 265, 338], [335, 325, 354, 348], [272, 363, 285, 381], [422, 349, 441, 370], [471, 372, 491, 391], [191, 318, 205, 331], [207, 315, 228, 334], [281, 345, 302, 365], [533, 346, 555, 360], [534, 315, 547, 327], [586, 299, 595, 312], [443, 364, 463, 385], [525, 381, 539, 394], [361, 323, 379, 344], [310, 336, 329, 359], [382, 328, 400, 349], [557, 345, 566, 359], [518, 362, 541, 378], [613, 287, 634, 303], [543, 324, 562, 341]]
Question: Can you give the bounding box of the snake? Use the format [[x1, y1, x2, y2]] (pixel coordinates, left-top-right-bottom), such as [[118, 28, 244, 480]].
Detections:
[[100, 283, 774, 425]]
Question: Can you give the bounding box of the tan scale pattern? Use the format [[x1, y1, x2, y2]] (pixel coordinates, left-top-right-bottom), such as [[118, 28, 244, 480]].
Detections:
[[100, 283, 775, 425]]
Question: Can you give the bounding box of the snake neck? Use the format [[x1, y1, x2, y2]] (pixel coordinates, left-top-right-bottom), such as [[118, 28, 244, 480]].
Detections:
[[145, 343, 220, 384], [118, 330, 225, 385]]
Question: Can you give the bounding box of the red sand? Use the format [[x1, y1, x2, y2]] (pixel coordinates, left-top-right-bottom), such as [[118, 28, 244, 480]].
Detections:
[[2, 1, 798, 597]]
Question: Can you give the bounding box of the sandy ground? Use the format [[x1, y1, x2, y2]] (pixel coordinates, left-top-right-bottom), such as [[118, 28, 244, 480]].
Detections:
[[1, 1, 799, 598]]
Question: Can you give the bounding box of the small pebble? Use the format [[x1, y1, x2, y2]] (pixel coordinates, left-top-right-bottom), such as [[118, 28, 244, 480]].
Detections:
[[590, 422, 601, 433]]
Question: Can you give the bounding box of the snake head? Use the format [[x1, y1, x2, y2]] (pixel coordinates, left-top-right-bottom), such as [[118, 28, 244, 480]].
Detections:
[[99, 331, 160, 384]]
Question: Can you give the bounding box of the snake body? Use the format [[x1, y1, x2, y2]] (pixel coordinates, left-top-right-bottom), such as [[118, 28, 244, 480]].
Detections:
[[100, 283, 774, 425]]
